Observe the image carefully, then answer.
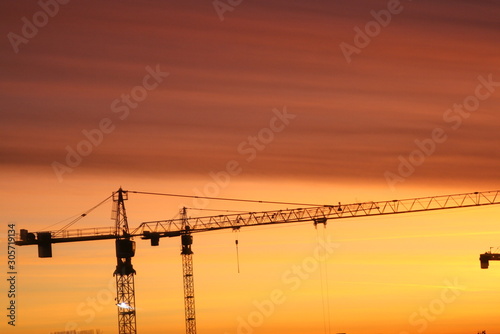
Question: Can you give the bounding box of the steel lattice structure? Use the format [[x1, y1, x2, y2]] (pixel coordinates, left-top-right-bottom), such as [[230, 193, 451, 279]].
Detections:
[[180, 207, 197, 334], [134, 190, 500, 236], [182, 251, 196, 334], [116, 274, 137, 334], [113, 189, 137, 334], [15, 188, 500, 334]]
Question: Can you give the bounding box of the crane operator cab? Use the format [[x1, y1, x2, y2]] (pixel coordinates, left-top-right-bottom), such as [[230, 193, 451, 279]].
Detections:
[[114, 238, 136, 276], [116, 239, 136, 258]]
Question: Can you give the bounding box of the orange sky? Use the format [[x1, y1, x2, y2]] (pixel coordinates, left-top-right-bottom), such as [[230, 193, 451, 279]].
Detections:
[[1, 0, 500, 333]]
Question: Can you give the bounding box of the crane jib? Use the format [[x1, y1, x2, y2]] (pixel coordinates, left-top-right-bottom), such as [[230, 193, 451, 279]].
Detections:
[[15, 190, 500, 248], [136, 189, 500, 239]]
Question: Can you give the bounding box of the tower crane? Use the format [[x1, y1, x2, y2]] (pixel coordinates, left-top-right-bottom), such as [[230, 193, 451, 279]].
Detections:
[[17, 188, 137, 334], [16, 189, 500, 334], [479, 248, 500, 269]]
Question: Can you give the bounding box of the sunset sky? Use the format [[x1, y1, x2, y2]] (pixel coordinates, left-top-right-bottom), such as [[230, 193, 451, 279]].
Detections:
[[1, 0, 500, 333]]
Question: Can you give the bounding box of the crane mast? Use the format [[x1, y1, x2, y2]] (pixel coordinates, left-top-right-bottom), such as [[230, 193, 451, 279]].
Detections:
[[113, 188, 137, 334], [181, 207, 196, 334]]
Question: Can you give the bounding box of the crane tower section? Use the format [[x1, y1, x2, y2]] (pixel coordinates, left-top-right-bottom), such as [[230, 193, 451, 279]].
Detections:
[[113, 189, 137, 334], [181, 208, 197, 334]]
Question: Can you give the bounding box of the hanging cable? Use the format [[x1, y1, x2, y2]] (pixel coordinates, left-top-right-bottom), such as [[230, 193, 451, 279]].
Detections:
[[183, 207, 249, 214], [235, 239, 240, 274], [321, 226, 332, 334], [128, 190, 324, 207], [41, 213, 84, 231], [316, 227, 328, 334], [316, 222, 332, 334], [52, 194, 114, 232], [234, 228, 241, 274]]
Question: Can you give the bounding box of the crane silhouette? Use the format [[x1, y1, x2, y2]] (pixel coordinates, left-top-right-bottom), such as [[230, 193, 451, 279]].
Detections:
[[16, 188, 500, 334]]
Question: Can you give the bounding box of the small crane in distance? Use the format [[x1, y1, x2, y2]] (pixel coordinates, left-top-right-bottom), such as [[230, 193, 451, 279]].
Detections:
[[479, 247, 500, 269]]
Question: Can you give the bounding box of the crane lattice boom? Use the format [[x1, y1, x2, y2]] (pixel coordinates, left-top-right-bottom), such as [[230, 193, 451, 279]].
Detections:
[[135, 190, 500, 237], [17, 190, 499, 245]]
